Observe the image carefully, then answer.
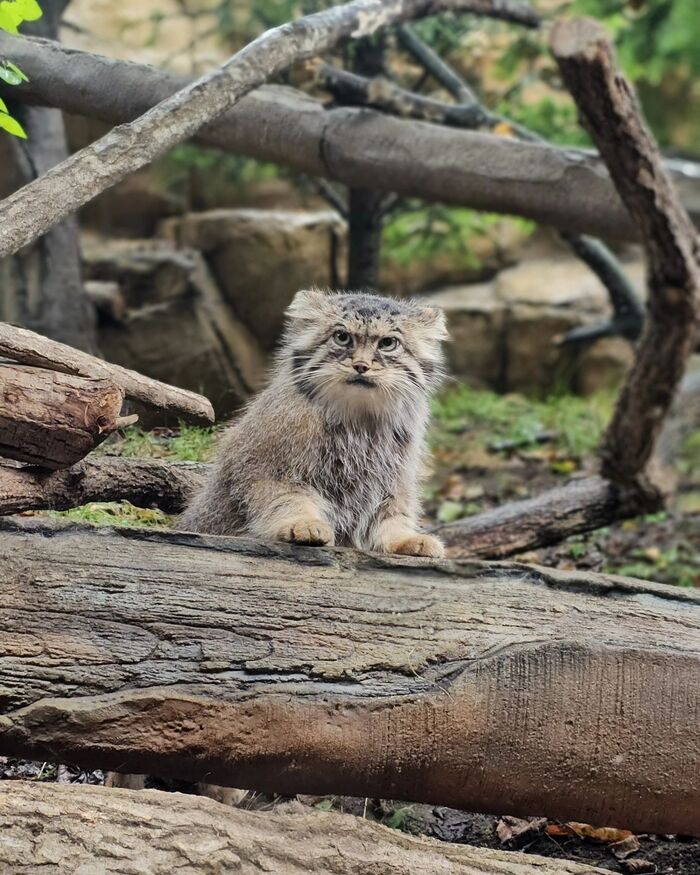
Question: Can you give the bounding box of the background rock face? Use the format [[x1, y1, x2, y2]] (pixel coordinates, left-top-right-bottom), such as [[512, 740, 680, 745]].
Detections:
[[79, 217, 644, 405], [430, 256, 645, 395], [159, 209, 347, 350], [82, 237, 265, 419]]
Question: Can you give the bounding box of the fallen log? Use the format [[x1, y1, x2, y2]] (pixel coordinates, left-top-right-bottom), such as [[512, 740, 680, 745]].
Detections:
[[434, 475, 659, 559], [0, 518, 698, 835], [0, 455, 207, 515], [0, 322, 214, 424], [0, 365, 126, 469], [0, 782, 604, 875], [2, 33, 700, 240]]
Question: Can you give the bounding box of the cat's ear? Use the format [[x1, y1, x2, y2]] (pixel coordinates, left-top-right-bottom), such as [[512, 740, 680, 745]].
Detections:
[[415, 304, 449, 341], [285, 288, 332, 321]]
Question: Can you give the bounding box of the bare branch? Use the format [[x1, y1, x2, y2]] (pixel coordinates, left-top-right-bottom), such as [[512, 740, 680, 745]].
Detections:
[[0, 0, 538, 259], [552, 18, 700, 490], [3, 34, 700, 240]]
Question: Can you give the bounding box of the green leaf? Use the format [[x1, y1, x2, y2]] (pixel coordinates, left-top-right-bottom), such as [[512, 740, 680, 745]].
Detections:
[[0, 5, 18, 32], [0, 111, 27, 137], [13, 0, 42, 21], [437, 501, 464, 524], [0, 95, 7, 112], [0, 59, 27, 83]]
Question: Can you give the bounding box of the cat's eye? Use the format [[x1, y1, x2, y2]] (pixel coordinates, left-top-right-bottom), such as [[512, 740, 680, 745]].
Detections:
[[333, 330, 352, 347], [378, 336, 400, 352]]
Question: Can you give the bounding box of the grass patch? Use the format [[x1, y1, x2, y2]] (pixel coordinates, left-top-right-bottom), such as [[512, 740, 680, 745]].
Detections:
[[48, 502, 173, 528], [431, 385, 615, 459]]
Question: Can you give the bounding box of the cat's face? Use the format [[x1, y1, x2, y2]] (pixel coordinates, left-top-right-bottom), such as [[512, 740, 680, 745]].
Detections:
[[282, 290, 447, 421]]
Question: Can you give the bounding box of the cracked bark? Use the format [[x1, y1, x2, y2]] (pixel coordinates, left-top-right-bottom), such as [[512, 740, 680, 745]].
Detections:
[[0, 0, 538, 259], [0, 782, 605, 875], [3, 34, 699, 241], [551, 19, 700, 494], [439, 20, 700, 557], [0, 517, 698, 835]]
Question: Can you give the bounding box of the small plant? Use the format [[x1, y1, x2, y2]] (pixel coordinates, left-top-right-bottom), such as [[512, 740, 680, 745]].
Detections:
[[0, 0, 43, 138]]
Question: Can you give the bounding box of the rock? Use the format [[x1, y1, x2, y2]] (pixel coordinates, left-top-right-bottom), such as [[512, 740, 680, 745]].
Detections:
[[429, 256, 645, 394], [82, 237, 265, 420], [160, 209, 346, 350], [78, 171, 183, 239], [577, 337, 635, 396], [428, 283, 506, 389]]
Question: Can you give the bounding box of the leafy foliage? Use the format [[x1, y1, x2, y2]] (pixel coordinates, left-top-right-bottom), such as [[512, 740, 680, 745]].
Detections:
[[0, 0, 42, 138]]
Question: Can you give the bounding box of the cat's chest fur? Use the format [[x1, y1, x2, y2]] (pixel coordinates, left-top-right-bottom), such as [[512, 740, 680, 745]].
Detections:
[[306, 421, 414, 546]]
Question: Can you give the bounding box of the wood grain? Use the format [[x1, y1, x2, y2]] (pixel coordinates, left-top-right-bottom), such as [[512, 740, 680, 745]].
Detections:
[[0, 518, 698, 834], [0, 365, 124, 469]]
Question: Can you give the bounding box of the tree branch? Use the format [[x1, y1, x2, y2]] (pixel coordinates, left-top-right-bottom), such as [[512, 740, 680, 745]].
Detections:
[[551, 19, 700, 491], [0, 455, 207, 516], [3, 34, 700, 241], [0, 0, 538, 259]]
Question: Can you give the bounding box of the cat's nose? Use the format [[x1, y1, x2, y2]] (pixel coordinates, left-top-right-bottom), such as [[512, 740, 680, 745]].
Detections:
[[353, 362, 370, 374]]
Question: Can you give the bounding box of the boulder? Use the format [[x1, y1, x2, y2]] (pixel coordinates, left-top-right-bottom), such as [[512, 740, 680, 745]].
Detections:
[[160, 209, 347, 350], [430, 256, 645, 394], [82, 237, 266, 419]]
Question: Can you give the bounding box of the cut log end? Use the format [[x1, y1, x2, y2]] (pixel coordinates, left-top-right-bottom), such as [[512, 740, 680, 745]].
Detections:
[[0, 365, 125, 469], [549, 17, 608, 59]]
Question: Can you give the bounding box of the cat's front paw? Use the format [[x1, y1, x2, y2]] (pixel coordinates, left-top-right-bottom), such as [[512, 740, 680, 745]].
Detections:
[[279, 519, 335, 546], [390, 533, 445, 559]]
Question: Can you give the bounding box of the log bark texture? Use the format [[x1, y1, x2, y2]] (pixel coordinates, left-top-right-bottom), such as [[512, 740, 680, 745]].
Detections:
[[0, 365, 124, 469], [0, 456, 207, 515], [0, 782, 605, 875], [551, 20, 700, 492], [0, 322, 214, 423], [0, 518, 698, 835], [434, 475, 660, 558], [0, 0, 537, 259], [3, 34, 700, 242]]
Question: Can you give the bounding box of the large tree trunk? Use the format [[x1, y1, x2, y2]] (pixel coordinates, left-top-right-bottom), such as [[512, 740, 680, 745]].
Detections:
[[3, 35, 700, 241], [0, 782, 605, 875], [0, 0, 96, 352], [0, 518, 698, 836]]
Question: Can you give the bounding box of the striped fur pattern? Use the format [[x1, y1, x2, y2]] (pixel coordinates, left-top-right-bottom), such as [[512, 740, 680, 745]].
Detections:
[[182, 289, 448, 558]]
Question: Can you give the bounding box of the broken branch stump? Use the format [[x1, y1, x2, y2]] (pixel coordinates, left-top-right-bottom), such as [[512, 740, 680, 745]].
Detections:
[[0, 518, 698, 835], [0, 322, 214, 424], [0, 782, 605, 875], [0, 365, 125, 469]]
